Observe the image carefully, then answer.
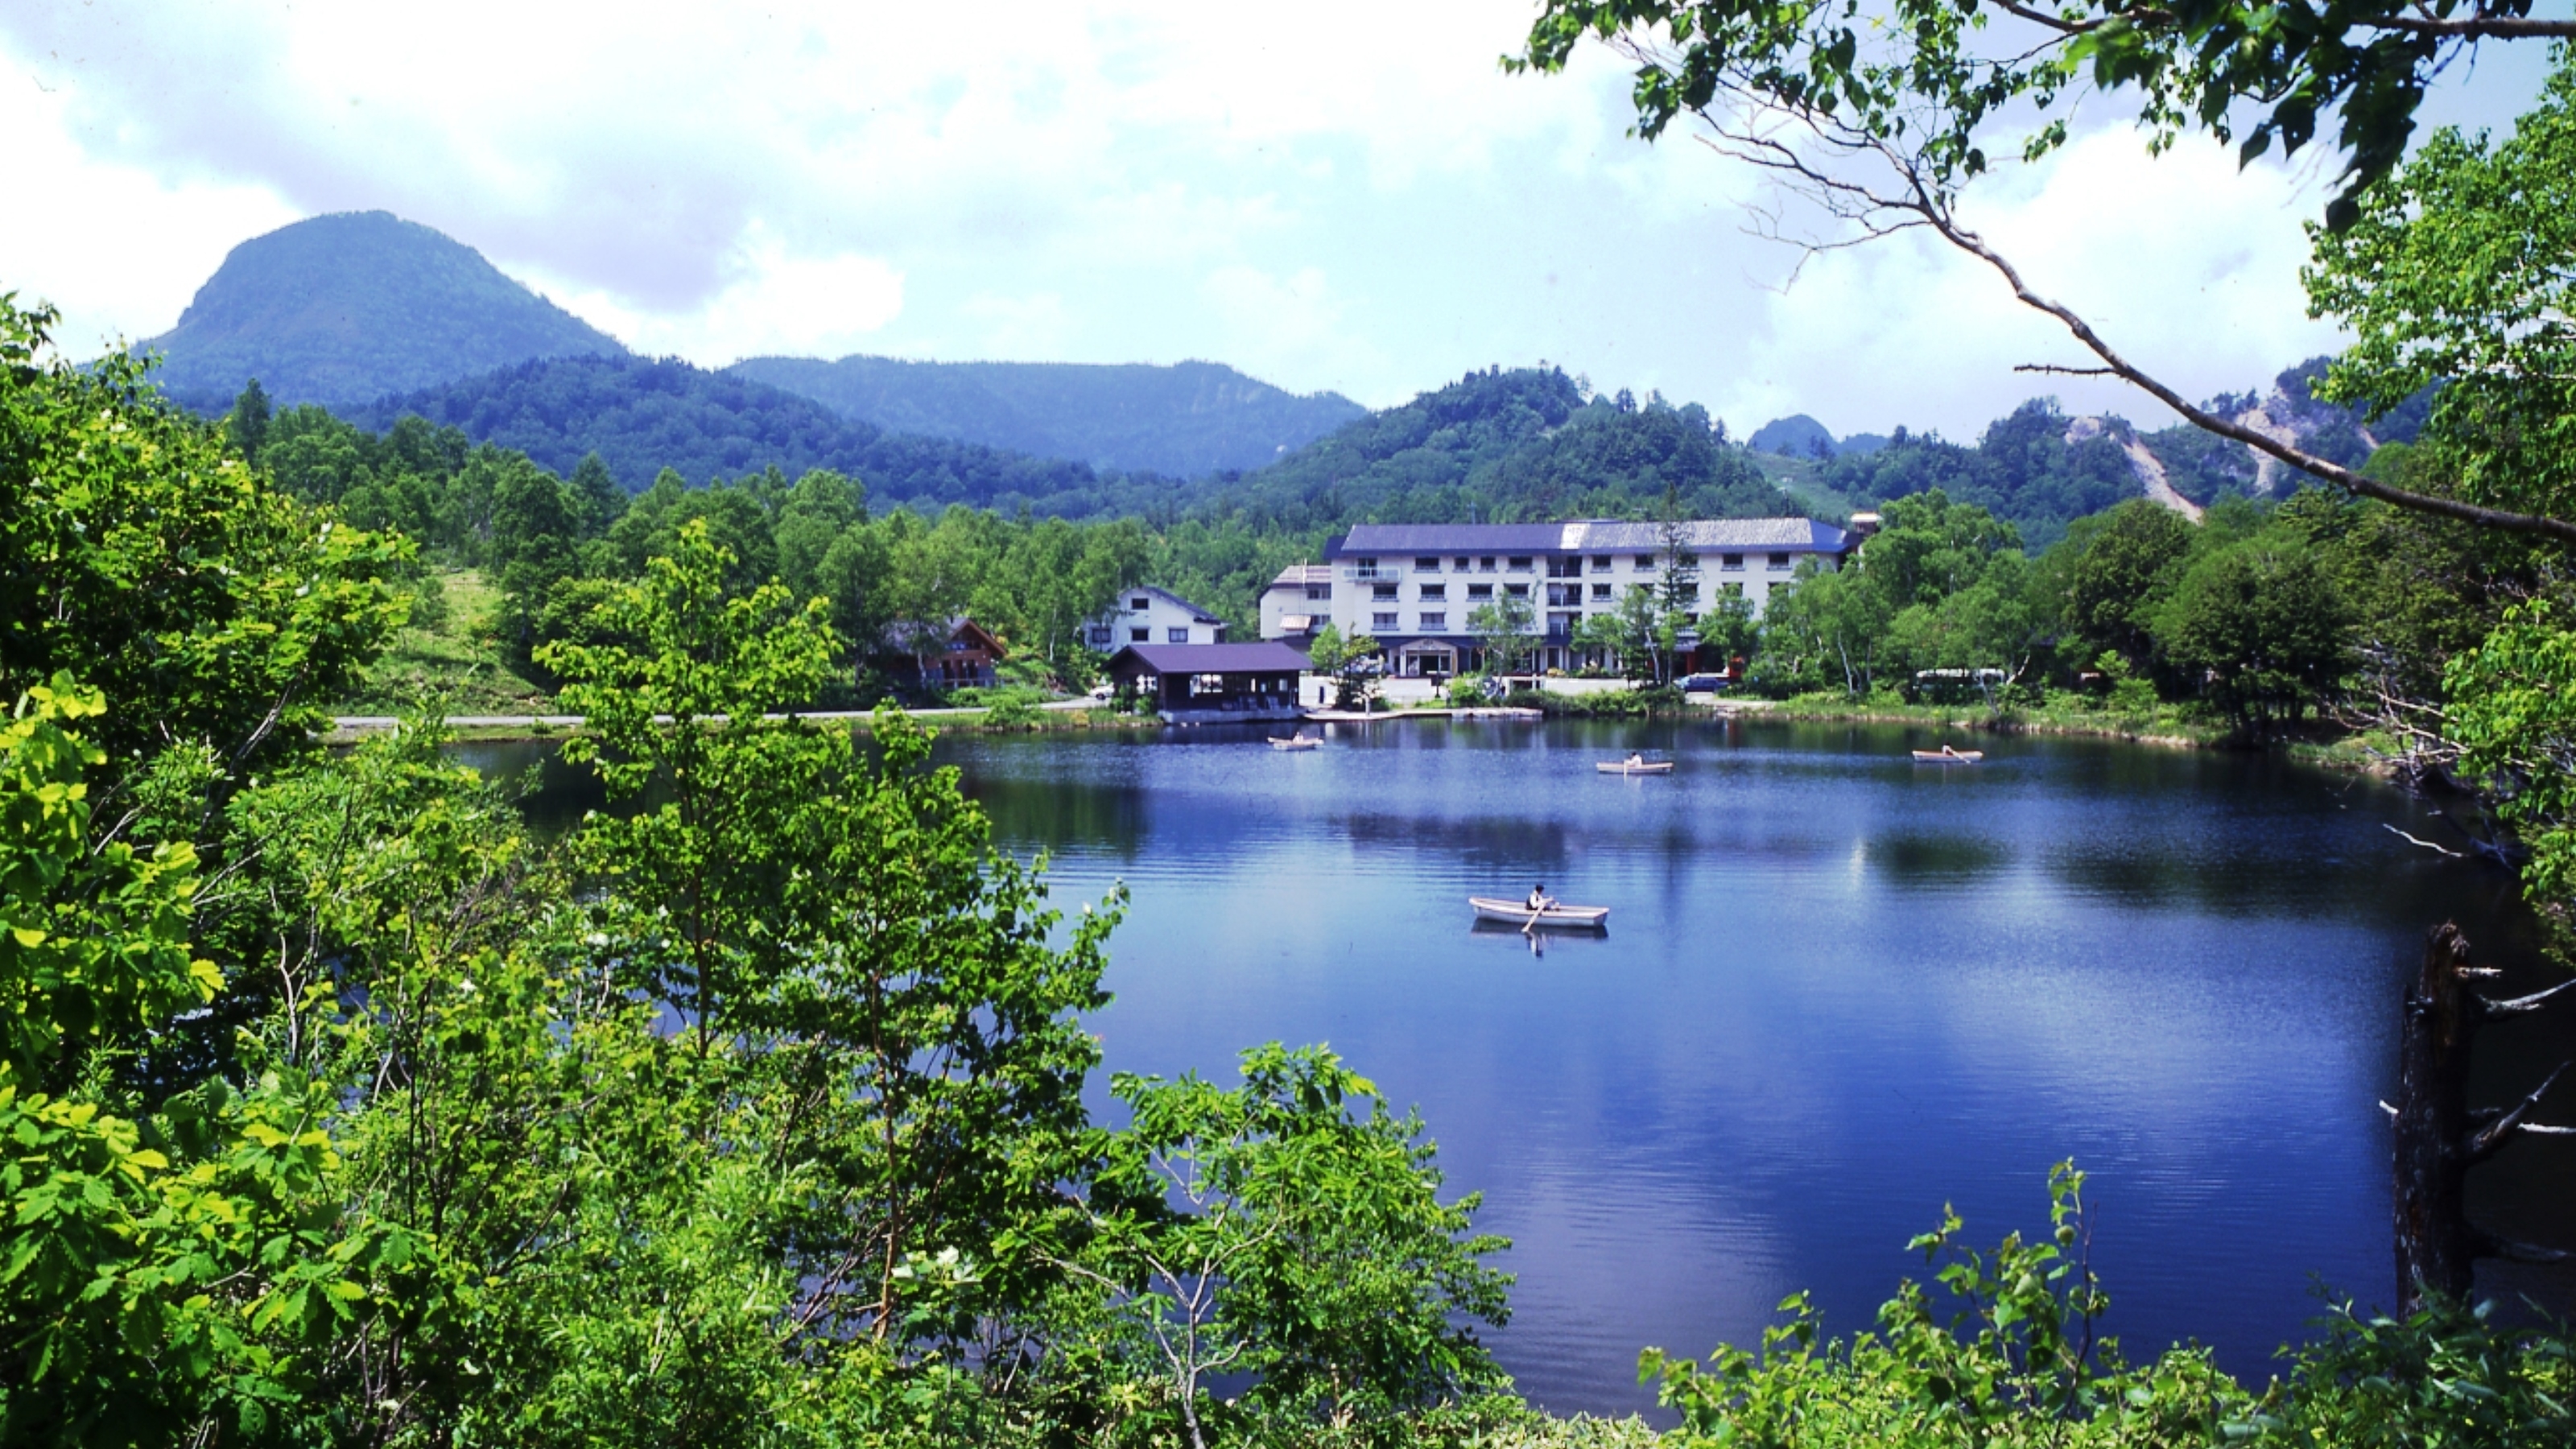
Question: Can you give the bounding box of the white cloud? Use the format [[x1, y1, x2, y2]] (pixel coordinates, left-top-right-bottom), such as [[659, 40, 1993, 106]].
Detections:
[[1714, 127, 2351, 439], [0, 68, 297, 354], [539, 225, 905, 363], [0, 1, 2552, 431]]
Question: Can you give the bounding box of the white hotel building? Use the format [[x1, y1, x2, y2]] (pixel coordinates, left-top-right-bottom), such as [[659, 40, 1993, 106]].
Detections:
[[1259, 518, 1853, 676]]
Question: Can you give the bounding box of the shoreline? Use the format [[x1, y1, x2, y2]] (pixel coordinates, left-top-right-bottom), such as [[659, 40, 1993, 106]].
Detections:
[[329, 696, 2396, 778], [1741, 699, 2395, 776], [325, 701, 1164, 744]]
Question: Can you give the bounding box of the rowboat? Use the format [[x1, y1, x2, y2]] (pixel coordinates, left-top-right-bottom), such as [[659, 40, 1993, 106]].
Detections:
[[1596, 757, 1674, 775], [1468, 897, 1611, 930], [1910, 745, 1984, 763], [1269, 736, 1321, 750]]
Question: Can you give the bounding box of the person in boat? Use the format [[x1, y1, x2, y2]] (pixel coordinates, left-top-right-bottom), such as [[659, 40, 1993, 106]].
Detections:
[[1626, 753, 1645, 767], [1525, 881, 1555, 912]]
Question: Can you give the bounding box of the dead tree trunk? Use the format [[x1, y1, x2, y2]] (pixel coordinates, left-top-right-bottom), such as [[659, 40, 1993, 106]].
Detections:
[[2391, 923, 2576, 1314]]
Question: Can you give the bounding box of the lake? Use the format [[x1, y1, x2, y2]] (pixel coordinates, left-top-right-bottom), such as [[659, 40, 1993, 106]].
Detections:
[[456, 717, 2576, 1418]]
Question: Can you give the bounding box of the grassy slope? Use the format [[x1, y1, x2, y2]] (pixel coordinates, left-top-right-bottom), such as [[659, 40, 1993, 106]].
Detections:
[[335, 568, 555, 716], [1747, 452, 1856, 522]]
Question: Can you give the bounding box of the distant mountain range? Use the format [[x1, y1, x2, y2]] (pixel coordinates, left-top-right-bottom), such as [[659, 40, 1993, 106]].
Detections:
[[138, 212, 1363, 478], [726, 355, 1364, 479], [126, 211, 2424, 543]]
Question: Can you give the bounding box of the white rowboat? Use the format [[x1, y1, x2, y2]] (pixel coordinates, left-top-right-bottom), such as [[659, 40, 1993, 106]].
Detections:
[[1269, 737, 1322, 750], [1910, 746, 1984, 763], [1468, 897, 1611, 929], [1596, 758, 1674, 775]]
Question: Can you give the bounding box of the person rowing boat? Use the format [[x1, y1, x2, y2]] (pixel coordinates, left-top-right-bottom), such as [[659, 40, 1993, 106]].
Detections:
[[1525, 881, 1556, 912]]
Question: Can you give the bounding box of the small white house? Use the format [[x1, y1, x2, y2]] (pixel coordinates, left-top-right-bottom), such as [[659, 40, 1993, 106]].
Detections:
[[1085, 585, 1226, 651]]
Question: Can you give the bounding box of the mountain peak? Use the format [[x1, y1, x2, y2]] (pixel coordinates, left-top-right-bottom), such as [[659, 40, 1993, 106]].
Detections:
[[138, 211, 627, 411]]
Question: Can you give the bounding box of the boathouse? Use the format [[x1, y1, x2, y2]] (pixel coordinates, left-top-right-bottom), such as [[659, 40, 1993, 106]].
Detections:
[[1107, 641, 1310, 724]]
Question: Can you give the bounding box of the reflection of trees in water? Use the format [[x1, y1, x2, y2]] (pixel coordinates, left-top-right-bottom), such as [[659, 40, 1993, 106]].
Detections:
[[1869, 831, 2011, 886], [1342, 811, 1577, 876], [2045, 841, 2545, 931], [960, 775, 1153, 858]]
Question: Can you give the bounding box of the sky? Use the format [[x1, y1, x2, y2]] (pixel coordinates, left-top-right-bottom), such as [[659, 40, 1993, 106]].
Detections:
[[0, 2, 2557, 441]]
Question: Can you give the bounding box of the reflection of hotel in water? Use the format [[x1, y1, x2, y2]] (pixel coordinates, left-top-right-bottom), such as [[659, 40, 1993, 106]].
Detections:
[[1256, 518, 1857, 677]]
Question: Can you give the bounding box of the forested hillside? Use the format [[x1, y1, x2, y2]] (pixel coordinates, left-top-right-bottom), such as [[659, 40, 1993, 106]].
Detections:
[[345, 353, 1183, 515], [1798, 363, 2433, 548], [139, 211, 627, 411], [729, 354, 1365, 478], [1204, 366, 1794, 527]]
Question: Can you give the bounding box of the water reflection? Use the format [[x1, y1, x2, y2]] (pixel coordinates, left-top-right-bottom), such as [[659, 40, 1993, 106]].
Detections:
[[454, 718, 2576, 1420]]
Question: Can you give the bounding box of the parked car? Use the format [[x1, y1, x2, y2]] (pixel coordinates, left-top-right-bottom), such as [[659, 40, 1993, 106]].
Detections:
[[1679, 673, 1730, 693]]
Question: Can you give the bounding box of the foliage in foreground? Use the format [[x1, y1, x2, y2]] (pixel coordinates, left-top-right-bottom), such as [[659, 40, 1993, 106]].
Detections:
[[1648, 1166, 2575, 1448]]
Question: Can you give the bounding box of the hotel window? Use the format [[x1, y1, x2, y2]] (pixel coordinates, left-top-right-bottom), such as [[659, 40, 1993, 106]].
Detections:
[[1418, 584, 1447, 601], [1632, 554, 1654, 569], [1373, 611, 1400, 630], [1418, 612, 1447, 630], [1088, 626, 1113, 646], [1591, 583, 1612, 601], [1591, 555, 1614, 572], [1478, 555, 1498, 572], [1167, 627, 1190, 643], [1415, 556, 1441, 572], [1131, 597, 1150, 609], [1129, 627, 1150, 642], [1373, 584, 1399, 601], [1507, 555, 1534, 572], [1721, 553, 1745, 571], [1454, 556, 1472, 570], [1467, 583, 1493, 600], [1768, 552, 1792, 569], [1305, 583, 1331, 601], [1505, 583, 1531, 598]]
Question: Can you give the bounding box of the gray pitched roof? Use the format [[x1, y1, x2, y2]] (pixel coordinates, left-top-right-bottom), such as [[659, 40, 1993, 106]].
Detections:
[[1109, 642, 1311, 673], [1329, 518, 1847, 556], [1564, 518, 1847, 551]]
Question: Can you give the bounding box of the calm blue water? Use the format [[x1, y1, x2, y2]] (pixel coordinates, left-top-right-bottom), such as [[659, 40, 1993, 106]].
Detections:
[[457, 718, 2575, 1418]]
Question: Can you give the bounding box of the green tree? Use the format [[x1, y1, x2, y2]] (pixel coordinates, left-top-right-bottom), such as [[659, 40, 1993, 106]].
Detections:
[[225, 376, 271, 464], [0, 679, 402, 1446], [567, 448, 626, 535], [540, 521, 1121, 1359], [1078, 1044, 1511, 1446], [2053, 499, 2196, 675], [2151, 535, 2353, 734], [0, 298, 409, 786], [1467, 591, 1538, 677], [2306, 52, 2576, 531], [1306, 621, 1382, 709]]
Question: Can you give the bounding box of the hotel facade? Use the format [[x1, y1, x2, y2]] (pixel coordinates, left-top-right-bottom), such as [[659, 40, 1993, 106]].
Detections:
[[1259, 518, 1853, 676]]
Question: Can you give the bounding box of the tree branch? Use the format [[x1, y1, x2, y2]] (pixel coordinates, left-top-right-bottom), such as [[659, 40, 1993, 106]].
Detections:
[[1668, 80, 2576, 543], [2465, 1057, 2573, 1162], [2384, 824, 2467, 858], [2372, 16, 2576, 39], [2479, 976, 2576, 1017], [1912, 186, 2576, 543], [2475, 1229, 2572, 1265]]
